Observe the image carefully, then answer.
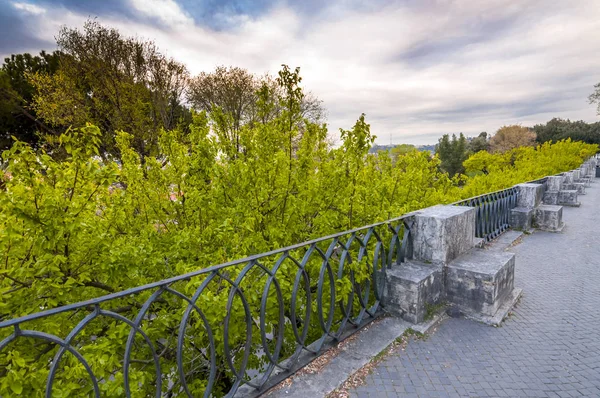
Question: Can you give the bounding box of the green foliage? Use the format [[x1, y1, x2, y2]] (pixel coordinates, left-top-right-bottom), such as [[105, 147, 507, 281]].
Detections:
[[460, 139, 597, 198], [28, 20, 191, 159], [0, 51, 61, 149], [0, 63, 597, 396], [534, 118, 600, 146], [187, 65, 324, 160], [435, 133, 468, 177], [0, 67, 457, 396], [390, 144, 417, 161], [468, 132, 489, 153]]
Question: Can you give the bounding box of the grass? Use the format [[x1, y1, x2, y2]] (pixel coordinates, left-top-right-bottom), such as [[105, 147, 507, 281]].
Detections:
[[424, 301, 447, 321]]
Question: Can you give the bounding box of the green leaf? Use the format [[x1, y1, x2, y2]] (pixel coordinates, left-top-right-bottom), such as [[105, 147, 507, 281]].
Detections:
[[10, 379, 23, 395]]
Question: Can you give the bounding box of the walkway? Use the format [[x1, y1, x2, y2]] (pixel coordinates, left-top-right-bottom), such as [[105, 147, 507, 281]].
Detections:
[[349, 183, 600, 397]]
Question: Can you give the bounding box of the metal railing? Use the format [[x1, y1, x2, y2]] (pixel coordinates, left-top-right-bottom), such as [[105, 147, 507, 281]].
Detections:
[[453, 186, 519, 242], [0, 216, 413, 397]]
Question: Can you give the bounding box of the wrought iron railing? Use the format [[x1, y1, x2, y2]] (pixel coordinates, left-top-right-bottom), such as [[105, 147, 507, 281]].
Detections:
[[453, 187, 519, 241], [0, 216, 412, 397]]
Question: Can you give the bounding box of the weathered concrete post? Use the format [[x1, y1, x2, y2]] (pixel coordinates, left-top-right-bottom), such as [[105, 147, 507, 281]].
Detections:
[[562, 171, 586, 194], [510, 182, 564, 232], [543, 175, 579, 207], [570, 169, 586, 194], [534, 205, 564, 232], [385, 205, 475, 323], [510, 183, 543, 230], [385, 204, 519, 326], [587, 158, 598, 182], [580, 158, 597, 184], [410, 205, 476, 264]]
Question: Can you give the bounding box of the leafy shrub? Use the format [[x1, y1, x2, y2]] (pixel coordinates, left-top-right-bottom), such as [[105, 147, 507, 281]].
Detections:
[[0, 106, 596, 396]]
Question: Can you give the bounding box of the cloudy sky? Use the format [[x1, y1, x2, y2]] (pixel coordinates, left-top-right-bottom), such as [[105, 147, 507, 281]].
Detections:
[[1, 0, 600, 145]]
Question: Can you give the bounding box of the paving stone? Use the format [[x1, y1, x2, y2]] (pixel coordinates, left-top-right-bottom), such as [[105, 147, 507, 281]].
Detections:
[[347, 183, 600, 397]]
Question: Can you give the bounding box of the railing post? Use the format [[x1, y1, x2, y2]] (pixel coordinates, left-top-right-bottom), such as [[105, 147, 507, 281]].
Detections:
[[510, 183, 544, 230], [543, 175, 580, 207], [385, 205, 476, 323]]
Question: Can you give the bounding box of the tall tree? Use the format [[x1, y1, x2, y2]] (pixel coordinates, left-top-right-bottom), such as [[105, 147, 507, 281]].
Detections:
[[188, 65, 325, 158], [490, 125, 536, 153], [187, 66, 257, 156], [29, 20, 190, 158], [435, 133, 468, 176], [0, 51, 61, 149], [468, 132, 489, 153]]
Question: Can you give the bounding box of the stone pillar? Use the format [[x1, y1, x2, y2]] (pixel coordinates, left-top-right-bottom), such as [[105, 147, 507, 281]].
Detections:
[[563, 172, 574, 186], [533, 205, 564, 232], [590, 158, 598, 181], [385, 205, 476, 324], [546, 175, 564, 192], [510, 183, 543, 230], [543, 175, 579, 206], [580, 164, 593, 186], [516, 183, 543, 208], [411, 205, 476, 264]]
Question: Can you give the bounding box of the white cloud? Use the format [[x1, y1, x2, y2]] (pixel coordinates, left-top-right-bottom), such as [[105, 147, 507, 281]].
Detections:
[[11, 1, 46, 15], [129, 0, 193, 28], [5, 0, 600, 144]]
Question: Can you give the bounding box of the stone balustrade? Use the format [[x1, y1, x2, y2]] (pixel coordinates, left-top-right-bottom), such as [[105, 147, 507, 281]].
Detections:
[[385, 158, 597, 326]]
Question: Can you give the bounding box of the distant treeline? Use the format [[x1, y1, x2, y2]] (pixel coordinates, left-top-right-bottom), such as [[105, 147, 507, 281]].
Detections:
[[534, 118, 600, 146]]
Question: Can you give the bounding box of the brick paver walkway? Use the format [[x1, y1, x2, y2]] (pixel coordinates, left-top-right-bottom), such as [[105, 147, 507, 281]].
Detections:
[[350, 182, 600, 398]]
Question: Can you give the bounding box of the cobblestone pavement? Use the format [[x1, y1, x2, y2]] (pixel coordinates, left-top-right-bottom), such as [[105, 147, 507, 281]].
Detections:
[[349, 183, 600, 398]]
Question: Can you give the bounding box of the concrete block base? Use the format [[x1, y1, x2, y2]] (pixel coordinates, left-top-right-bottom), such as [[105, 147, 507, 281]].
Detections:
[[559, 190, 580, 207], [510, 207, 533, 231], [534, 204, 564, 231], [544, 190, 580, 206], [573, 182, 586, 194], [486, 230, 525, 252], [446, 250, 515, 317], [543, 191, 558, 205], [385, 261, 443, 324], [461, 287, 523, 326]]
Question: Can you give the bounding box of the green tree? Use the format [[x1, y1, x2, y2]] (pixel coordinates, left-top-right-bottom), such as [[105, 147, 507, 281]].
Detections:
[[435, 133, 468, 177], [29, 20, 190, 159], [534, 118, 600, 146], [0, 118, 595, 396], [0, 51, 61, 149], [188, 65, 325, 159], [390, 144, 417, 160], [1, 61, 598, 397], [468, 132, 489, 153]]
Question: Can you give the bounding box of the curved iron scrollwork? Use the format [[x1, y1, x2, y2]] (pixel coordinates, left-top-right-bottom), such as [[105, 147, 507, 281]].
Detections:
[[0, 217, 413, 397], [453, 187, 519, 242]]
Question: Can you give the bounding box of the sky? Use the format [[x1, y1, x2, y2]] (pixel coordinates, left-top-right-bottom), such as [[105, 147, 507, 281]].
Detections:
[[1, 0, 600, 145]]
